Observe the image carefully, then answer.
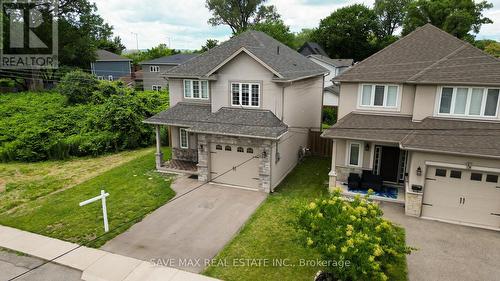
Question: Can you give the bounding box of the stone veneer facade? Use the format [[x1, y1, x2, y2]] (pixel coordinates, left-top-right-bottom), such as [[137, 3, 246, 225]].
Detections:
[[172, 148, 198, 162], [196, 134, 272, 192]]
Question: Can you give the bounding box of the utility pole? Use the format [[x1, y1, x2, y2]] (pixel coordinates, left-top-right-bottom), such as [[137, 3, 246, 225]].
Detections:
[[166, 36, 171, 48], [131, 32, 139, 50]]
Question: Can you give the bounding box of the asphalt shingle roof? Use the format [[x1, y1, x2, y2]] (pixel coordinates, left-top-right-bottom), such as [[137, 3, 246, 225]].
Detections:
[[335, 24, 500, 85], [165, 31, 328, 81], [96, 50, 131, 61], [322, 113, 500, 158], [143, 103, 212, 127], [298, 42, 329, 56], [140, 54, 198, 65], [309, 55, 353, 67]]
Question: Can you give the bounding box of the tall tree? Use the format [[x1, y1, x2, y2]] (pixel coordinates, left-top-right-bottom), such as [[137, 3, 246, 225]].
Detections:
[[293, 28, 314, 50], [205, 0, 280, 34], [311, 4, 382, 61], [125, 44, 179, 66], [252, 19, 295, 48], [402, 0, 493, 39], [200, 39, 219, 52], [374, 0, 411, 36]]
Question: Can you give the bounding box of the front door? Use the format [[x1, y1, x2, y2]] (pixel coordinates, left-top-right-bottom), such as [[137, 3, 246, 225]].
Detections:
[[378, 146, 400, 182]]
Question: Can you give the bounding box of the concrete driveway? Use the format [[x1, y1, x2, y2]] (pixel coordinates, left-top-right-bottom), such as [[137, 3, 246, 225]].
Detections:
[[381, 202, 500, 281], [102, 176, 267, 273]]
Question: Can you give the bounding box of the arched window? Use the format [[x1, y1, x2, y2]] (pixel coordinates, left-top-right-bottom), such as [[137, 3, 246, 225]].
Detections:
[[215, 144, 222, 150], [246, 148, 254, 154], [237, 147, 244, 153], [225, 146, 232, 151]]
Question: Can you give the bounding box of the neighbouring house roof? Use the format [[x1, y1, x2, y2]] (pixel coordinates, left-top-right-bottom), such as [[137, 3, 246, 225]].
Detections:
[[335, 24, 500, 86], [143, 103, 212, 127], [140, 54, 199, 65], [322, 113, 500, 158], [165, 30, 328, 82], [96, 50, 131, 62], [309, 55, 353, 68], [298, 42, 329, 57], [324, 85, 340, 96], [188, 107, 288, 139]]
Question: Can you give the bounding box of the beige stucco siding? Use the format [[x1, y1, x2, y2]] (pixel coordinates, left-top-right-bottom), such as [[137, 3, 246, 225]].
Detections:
[[282, 76, 323, 129], [168, 79, 211, 107], [270, 130, 309, 188], [170, 126, 197, 150], [142, 64, 175, 90], [338, 83, 415, 119], [412, 85, 438, 121], [211, 52, 283, 115]]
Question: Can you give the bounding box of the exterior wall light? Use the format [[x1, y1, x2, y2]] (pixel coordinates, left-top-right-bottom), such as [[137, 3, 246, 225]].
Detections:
[[365, 143, 370, 151], [416, 166, 422, 176]]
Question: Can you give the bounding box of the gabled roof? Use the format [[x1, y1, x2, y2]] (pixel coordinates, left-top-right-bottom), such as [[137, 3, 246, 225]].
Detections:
[[298, 42, 329, 57], [322, 113, 500, 159], [309, 55, 353, 68], [96, 50, 131, 62], [165, 30, 328, 82], [335, 24, 500, 86], [140, 54, 198, 65], [188, 107, 288, 139]]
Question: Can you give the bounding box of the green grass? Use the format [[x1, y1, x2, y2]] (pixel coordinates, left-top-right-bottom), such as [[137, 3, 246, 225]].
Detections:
[[0, 148, 175, 248], [204, 157, 408, 281]]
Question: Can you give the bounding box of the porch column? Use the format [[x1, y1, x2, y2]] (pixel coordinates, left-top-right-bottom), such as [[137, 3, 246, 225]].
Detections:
[[155, 125, 163, 169], [328, 140, 338, 191]]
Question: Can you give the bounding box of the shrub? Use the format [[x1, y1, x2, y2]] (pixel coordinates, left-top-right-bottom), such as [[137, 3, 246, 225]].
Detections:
[[0, 78, 15, 88], [322, 107, 338, 125], [57, 70, 99, 104], [296, 189, 411, 281]]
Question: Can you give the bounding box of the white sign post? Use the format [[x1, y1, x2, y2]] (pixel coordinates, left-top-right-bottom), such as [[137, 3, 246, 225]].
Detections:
[[79, 190, 110, 232]]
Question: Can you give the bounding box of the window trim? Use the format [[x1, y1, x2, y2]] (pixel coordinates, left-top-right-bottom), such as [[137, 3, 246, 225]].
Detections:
[[183, 79, 209, 100], [435, 86, 500, 119], [108, 75, 113, 81], [357, 84, 401, 111], [152, 85, 162, 91], [179, 128, 189, 149], [150, 65, 160, 72], [97, 76, 104, 80], [230, 82, 261, 108], [346, 141, 363, 167]]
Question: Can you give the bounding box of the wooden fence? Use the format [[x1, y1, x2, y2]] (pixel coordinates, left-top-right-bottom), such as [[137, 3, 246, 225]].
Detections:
[[308, 129, 332, 157]]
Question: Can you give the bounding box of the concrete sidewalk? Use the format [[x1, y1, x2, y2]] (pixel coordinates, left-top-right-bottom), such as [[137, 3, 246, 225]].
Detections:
[[0, 225, 219, 281]]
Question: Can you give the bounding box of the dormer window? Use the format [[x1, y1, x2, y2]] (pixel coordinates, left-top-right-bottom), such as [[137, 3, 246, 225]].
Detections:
[[184, 80, 209, 100], [437, 87, 499, 118], [231, 82, 260, 107]]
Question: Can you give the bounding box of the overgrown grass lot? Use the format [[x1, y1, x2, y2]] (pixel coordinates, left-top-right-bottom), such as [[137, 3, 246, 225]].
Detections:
[[204, 157, 408, 281], [0, 148, 175, 247]]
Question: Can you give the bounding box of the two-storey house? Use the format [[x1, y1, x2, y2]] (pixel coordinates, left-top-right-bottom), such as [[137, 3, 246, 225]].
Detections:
[[322, 24, 500, 230], [140, 54, 198, 91], [145, 31, 327, 192], [91, 50, 132, 81]]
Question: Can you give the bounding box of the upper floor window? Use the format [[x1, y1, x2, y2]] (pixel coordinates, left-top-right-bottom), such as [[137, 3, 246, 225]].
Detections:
[[231, 82, 260, 107], [437, 87, 499, 118], [150, 66, 160, 72], [184, 80, 209, 100], [359, 84, 399, 109]]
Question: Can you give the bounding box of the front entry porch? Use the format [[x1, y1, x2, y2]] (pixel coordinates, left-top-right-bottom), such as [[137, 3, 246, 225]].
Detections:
[[153, 125, 199, 175]]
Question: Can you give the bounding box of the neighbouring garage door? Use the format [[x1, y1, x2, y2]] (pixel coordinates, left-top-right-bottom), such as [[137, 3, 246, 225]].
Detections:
[[210, 143, 260, 189], [422, 166, 500, 229]]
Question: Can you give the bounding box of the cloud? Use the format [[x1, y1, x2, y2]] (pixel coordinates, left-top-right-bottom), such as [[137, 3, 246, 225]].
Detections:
[[94, 0, 500, 50]]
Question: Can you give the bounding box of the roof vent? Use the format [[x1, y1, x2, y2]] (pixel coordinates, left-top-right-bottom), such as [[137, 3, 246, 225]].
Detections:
[[277, 46, 280, 55]]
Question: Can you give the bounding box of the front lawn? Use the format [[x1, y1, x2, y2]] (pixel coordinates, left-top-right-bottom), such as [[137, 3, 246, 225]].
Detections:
[[204, 157, 408, 281], [0, 148, 175, 248]]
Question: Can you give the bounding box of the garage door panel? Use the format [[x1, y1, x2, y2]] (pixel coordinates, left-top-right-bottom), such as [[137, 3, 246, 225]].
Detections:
[[210, 143, 260, 189], [423, 166, 500, 229]]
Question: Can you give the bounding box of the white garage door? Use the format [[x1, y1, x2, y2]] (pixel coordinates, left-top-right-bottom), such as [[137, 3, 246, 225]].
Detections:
[[210, 143, 260, 189], [422, 166, 500, 229]]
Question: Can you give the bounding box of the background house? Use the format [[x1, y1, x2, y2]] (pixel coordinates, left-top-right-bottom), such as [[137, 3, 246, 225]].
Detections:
[[91, 49, 132, 81], [298, 42, 329, 57], [322, 24, 500, 230], [140, 54, 198, 91]]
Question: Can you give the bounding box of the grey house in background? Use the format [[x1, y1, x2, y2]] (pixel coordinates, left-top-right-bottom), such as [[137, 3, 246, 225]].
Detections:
[[298, 42, 329, 57], [91, 50, 132, 81], [140, 54, 198, 91]]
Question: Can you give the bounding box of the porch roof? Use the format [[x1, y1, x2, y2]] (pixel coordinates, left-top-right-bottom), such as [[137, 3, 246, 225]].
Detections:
[[321, 113, 416, 143], [187, 107, 288, 140], [322, 112, 500, 158], [143, 102, 211, 127]]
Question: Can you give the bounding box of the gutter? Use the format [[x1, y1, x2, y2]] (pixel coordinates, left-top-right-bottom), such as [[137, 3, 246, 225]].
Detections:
[[185, 129, 287, 140]]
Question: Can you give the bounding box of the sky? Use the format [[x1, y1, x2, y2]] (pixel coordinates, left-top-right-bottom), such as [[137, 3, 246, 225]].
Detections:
[[93, 0, 500, 51]]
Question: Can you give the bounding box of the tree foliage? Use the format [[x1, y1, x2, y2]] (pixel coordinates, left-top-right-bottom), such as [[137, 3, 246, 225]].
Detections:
[[484, 41, 500, 58], [402, 0, 493, 39], [57, 70, 99, 104], [200, 39, 219, 52], [252, 19, 296, 48], [374, 0, 411, 36], [311, 4, 382, 61], [125, 44, 180, 66]]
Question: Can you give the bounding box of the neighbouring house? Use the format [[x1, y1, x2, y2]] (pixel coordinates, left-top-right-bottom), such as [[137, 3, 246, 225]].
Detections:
[[307, 55, 353, 107], [91, 49, 132, 81], [144, 30, 328, 192], [322, 24, 500, 230], [298, 42, 329, 57], [140, 54, 198, 91]]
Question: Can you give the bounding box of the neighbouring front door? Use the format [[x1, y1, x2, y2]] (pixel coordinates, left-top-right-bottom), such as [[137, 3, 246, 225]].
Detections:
[[378, 146, 400, 182]]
